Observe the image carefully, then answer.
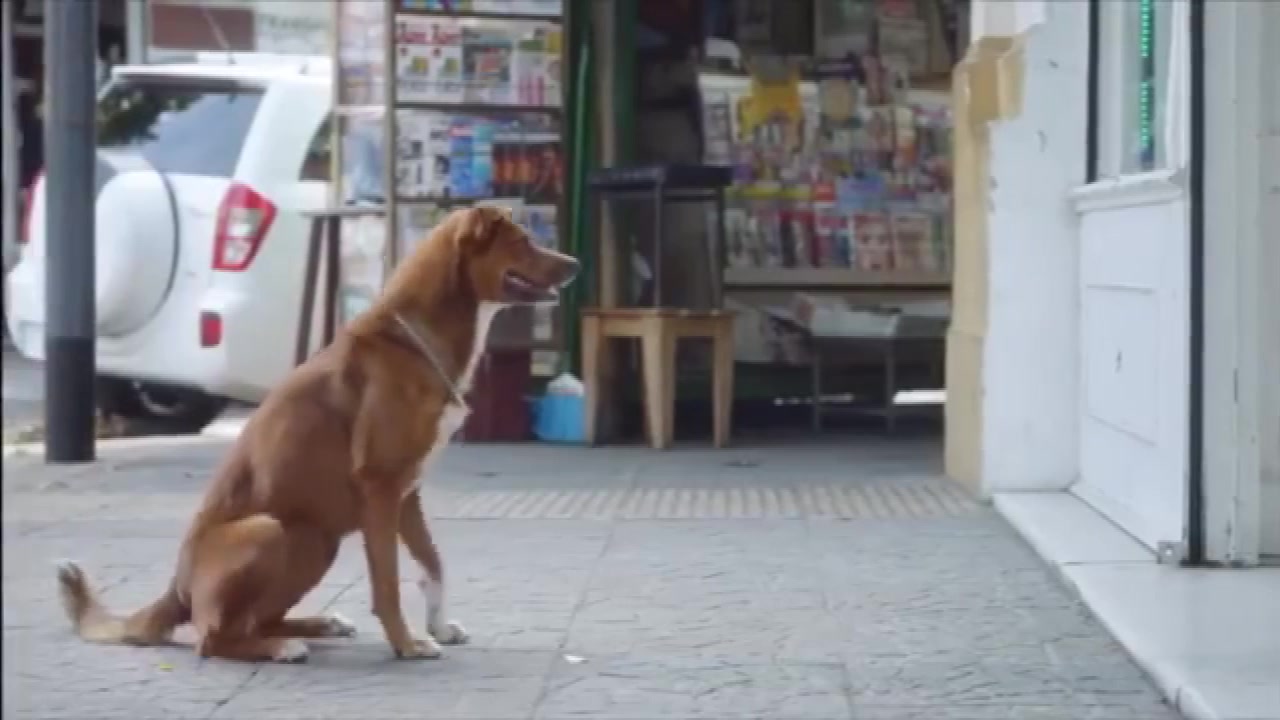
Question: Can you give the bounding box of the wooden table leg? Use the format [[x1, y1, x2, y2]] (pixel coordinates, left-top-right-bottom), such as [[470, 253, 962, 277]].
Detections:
[[712, 319, 734, 448], [322, 215, 341, 347], [581, 315, 602, 446], [652, 185, 665, 308], [640, 319, 676, 450], [294, 218, 323, 366], [884, 339, 898, 434], [711, 189, 727, 308], [811, 344, 824, 433]]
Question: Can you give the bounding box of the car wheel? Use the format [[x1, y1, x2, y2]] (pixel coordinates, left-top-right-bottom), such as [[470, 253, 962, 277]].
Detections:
[[96, 377, 228, 435]]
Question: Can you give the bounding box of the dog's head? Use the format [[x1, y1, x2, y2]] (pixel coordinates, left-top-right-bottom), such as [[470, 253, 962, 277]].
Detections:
[[449, 206, 579, 305]]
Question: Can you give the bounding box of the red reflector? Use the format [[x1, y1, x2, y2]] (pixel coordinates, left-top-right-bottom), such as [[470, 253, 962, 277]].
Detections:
[[199, 311, 223, 348]]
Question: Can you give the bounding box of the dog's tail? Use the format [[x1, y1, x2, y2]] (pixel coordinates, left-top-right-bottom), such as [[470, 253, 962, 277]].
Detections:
[[56, 561, 186, 645]]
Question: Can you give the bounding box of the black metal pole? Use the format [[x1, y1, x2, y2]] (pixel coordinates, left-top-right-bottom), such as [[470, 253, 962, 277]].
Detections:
[[43, 0, 98, 464], [1184, 0, 1207, 566], [1085, 0, 1101, 183]]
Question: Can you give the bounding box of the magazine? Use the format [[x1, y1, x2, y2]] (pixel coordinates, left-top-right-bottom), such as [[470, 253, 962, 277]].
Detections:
[[396, 16, 465, 103], [463, 24, 516, 104], [852, 211, 893, 272], [890, 211, 936, 272]]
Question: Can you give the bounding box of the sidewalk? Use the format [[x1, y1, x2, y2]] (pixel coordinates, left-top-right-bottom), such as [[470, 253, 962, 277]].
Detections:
[[2, 437, 1179, 719]]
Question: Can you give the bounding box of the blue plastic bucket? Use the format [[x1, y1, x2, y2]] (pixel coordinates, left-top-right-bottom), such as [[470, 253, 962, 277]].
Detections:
[[532, 393, 586, 444]]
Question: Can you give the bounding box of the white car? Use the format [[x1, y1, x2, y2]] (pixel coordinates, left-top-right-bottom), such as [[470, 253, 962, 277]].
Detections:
[[5, 54, 334, 431]]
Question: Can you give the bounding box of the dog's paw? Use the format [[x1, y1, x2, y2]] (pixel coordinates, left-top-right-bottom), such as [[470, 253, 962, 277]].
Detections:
[[272, 638, 310, 663], [323, 612, 357, 638], [430, 620, 469, 646], [394, 635, 443, 660]]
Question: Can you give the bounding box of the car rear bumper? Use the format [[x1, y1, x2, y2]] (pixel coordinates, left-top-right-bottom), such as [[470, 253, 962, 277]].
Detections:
[[5, 268, 291, 404]]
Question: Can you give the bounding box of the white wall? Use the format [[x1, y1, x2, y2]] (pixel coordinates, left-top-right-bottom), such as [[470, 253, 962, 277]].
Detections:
[[970, 0, 1046, 42], [979, 0, 1089, 493], [142, 0, 331, 61]]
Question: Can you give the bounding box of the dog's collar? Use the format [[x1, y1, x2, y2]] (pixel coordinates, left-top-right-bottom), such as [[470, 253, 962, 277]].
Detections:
[[393, 313, 469, 409]]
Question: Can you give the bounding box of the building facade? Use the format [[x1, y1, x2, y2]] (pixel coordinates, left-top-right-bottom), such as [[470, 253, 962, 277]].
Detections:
[[949, 0, 1279, 566], [140, 0, 330, 61]]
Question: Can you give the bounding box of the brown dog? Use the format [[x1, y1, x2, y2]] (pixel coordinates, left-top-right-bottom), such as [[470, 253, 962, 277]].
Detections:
[[55, 206, 579, 663]]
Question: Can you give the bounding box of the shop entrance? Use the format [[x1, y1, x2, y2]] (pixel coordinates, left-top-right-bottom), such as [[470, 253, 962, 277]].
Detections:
[[590, 0, 964, 445]]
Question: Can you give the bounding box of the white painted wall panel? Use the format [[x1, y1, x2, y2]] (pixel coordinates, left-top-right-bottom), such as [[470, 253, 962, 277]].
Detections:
[[1074, 193, 1189, 551], [979, 0, 1089, 493]]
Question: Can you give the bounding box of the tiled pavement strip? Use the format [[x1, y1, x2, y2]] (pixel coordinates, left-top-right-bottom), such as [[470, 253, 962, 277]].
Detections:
[[2, 436, 1180, 719]]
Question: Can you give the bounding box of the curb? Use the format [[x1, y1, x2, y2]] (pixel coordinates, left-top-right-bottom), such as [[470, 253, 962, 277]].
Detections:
[[993, 492, 1259, 720], [3, 432, 225, 459], [201, 404, 254, 440]]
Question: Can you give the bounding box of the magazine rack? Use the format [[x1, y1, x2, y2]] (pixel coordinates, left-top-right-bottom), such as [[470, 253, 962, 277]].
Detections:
[[331, 0, 565, 350]]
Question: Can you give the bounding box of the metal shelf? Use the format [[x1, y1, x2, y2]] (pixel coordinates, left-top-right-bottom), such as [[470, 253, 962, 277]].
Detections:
[[396, 100, 562, 115], [396, 7, 561, 23], [723, 268, 952, 289], [395, 195, 559, 205], [331, 0, 568, 356]]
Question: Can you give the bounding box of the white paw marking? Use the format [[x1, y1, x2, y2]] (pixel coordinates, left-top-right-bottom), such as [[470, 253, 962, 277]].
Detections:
[[325, 612, 357, 638], [273, 638, 310, 663], [431, 620, 469, 646], [398, 635, 443, 660]]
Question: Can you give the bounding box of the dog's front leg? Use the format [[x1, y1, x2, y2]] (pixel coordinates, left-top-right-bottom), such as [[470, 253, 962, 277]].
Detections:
[[362, 491, 441, 659], [400, 491, 468, 645]]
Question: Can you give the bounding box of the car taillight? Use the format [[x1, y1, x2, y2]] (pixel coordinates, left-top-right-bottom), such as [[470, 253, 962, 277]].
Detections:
[[212, 182, 276, 272]]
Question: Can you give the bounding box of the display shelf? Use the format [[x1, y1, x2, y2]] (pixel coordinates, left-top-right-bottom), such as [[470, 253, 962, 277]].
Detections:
[[724, 268, 950, 289], [333, 0, 566, 350], [398, 8, 562, 23], [397, 100, 562, 114], [699, 67, 954, 301]]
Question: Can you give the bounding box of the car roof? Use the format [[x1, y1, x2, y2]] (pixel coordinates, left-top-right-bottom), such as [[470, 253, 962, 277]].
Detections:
[[114, 54, 330, 85]]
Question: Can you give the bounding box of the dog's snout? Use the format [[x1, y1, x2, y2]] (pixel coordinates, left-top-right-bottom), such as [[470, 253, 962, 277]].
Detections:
[[558, 256, 581, 285]]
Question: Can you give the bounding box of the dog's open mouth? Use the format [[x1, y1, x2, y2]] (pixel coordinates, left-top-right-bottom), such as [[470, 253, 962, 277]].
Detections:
[[502, 270, 558, 304]]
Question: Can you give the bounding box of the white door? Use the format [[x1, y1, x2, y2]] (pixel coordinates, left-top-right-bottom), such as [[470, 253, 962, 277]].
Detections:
[[1072, 181, 1190, 553]]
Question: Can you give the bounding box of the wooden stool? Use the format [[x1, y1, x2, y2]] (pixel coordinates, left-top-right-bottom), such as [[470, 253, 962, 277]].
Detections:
[[581, 308, 735, 450]]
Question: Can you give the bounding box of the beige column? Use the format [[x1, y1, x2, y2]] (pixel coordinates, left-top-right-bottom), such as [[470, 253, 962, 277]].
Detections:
[[945, 36, 1027, 495]]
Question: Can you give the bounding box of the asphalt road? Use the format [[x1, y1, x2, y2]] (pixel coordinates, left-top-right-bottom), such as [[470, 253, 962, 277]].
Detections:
[[2, 349, 42, 434]]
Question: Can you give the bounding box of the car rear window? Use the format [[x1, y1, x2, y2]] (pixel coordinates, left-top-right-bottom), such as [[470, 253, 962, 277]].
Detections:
[[96, 76, 264, 177]]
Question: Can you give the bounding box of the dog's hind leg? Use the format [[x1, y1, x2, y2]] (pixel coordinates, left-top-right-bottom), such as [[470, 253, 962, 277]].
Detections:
[[261, 614, 357, 639], [196, 631, 312, 663], [186, 515, 340, 662], [57, 563, 189, 646]]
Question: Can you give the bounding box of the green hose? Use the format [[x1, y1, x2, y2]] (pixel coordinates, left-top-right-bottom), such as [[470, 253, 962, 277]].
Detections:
[[564, 0, 592, 376]]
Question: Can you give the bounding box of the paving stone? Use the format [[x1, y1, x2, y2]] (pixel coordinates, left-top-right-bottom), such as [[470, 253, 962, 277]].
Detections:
[[211, 646, 554, 720], [535, 658, 852, 719], [2, 439, 1182, 719], [2, 625, 253, 720]]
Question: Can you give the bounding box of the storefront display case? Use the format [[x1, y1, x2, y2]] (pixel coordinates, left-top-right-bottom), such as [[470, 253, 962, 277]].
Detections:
[[697, 0, 957, 373], [327, 0, 564, 440], [331, 0, 564, 351]]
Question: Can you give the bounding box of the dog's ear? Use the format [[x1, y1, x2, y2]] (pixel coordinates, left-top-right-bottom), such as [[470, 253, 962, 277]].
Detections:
[[462, 205, 512, 250]]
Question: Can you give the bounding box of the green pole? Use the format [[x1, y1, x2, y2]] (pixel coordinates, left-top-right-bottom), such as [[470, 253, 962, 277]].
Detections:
[[564, 0, 592, 375]]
